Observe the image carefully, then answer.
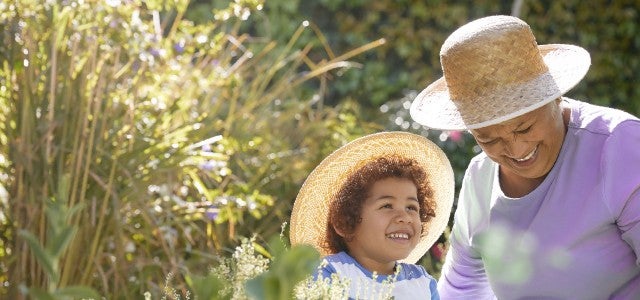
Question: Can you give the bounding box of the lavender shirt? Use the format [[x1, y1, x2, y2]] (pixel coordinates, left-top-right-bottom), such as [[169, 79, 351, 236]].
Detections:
[[439, 99, 640, 299]]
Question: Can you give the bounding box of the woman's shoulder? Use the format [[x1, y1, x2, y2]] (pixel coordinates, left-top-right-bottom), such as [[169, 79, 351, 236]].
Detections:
[[566, 98, 639, 136]]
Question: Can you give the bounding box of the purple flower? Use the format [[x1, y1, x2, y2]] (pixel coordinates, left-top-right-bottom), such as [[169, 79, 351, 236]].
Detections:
[[200, 160, 216, 171], [205, 208, 218, 221], [132, 60, 140, 71], [173, 43, 184, 54], [149, 48, 161, 58]]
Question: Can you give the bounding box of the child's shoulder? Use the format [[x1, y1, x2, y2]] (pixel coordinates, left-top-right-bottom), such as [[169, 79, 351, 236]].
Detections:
[[319, 252, 370, 279], [321, 252, 360, 273], [396, 262, 432, 280], [323, 251, 354, 265]]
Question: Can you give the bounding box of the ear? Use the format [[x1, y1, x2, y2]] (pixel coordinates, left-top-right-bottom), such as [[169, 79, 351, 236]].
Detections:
[[333, 223, 347, 238]]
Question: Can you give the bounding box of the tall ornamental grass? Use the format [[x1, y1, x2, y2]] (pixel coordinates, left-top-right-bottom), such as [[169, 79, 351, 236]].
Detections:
[[0, 0, 381, 298]]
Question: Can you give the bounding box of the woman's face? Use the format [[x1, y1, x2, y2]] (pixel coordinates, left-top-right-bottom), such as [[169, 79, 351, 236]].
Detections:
[[470, 100, 567, 181]]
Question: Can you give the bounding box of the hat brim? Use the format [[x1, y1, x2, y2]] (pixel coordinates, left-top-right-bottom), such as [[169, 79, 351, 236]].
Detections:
[[410, 44, 591, 130], [289, 131, 454, 264]]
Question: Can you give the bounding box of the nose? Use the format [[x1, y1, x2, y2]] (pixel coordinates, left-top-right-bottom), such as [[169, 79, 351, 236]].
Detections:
[[503, 139, 530, 159], [394, 209, 413, 223]]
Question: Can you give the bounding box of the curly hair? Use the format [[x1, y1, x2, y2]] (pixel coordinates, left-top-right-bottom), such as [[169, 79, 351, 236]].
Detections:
[[323, 154, 435, 254]]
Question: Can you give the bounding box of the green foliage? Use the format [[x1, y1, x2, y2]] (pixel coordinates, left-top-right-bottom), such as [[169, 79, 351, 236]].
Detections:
[[247, 0, 509, 108], [245, 236, 320, 300], [164, 232, 390, 300], [18, 176, 100, 299], [522, 0, 640, 116], [185, 272, 227, 300], [167, 235, 321, 300], [0, 0, 381, 298], [155, 232, 356, 300], [252, 0, 639, 116], [4, 0, 635, 297]]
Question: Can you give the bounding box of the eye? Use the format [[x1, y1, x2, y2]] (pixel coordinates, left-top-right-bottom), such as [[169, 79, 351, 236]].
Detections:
[[515, 126, 532, 134], [407, 204, 419, 212], [380, 203, 392, 209], [478, 139, 498, 146]]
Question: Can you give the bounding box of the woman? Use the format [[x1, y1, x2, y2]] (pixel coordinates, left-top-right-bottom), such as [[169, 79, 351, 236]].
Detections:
[[410, 15, 640, 299]]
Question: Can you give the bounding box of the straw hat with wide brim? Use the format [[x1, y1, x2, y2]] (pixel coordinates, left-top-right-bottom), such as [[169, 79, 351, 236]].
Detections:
[[410, 15, 591, 130], [289, 132, 454, 264]]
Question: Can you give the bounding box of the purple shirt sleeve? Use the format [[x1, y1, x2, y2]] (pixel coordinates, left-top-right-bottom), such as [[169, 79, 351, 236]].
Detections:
[[438, 235, 496, 299], [603, 121, 640, 265], [437, 159, 497, 299]]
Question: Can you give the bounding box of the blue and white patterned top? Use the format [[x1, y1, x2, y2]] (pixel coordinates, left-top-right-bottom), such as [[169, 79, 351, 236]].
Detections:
[[318, 251, 439, 299]]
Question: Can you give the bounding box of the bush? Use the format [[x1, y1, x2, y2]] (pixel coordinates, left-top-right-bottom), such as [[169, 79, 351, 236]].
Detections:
[[0, 0, 381, 298]]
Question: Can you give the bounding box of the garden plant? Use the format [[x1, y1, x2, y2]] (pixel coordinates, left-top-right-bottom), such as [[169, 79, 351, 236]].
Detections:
[[2, 0, 637, 299], [0, 0, 382, 298]]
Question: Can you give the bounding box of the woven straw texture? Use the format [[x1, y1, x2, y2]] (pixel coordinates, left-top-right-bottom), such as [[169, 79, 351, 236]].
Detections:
[[410, 15, 591, 130], [289, 132, 454, 264]]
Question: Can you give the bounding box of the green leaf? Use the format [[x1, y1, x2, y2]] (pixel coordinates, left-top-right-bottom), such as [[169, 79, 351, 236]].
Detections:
[[53, 6, 73, 51], [245, 275, 266, 300], [56, 174, 71, 205], [25, 287, 56, 300], [252, 240, 272, 259], [246, 239, 320, 300], [49, 227, 77, 258], [66, 202, 85, 219], [55, 285, 101, 299], [18, 230, 58, 283], [45, 200, 64, 230], [185, 273, 227, 300]]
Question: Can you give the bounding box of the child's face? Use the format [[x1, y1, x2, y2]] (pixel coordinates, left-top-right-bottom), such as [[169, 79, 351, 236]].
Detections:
[[344, 177, 422, 274]]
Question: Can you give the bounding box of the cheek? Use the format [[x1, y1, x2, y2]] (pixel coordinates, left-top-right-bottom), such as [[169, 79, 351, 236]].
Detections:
[[479, 144, 504, 159], [358, 216, 381, 231], [525, 130, 548, 142], [412, 215, 423, 230], [415, 222, 423, 235]]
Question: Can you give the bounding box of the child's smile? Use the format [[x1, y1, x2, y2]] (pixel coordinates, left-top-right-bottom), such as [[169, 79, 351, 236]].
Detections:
[[345, 177, 422, 274], [386, 232, 411, 240]]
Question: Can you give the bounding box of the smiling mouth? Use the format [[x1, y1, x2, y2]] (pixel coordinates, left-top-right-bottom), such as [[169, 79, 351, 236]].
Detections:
[[386, 232, 410, 240], [515, 146, 538, 162]]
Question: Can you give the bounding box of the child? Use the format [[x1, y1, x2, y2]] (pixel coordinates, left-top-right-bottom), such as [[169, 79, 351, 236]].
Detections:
[[290, 131, 454, 299]]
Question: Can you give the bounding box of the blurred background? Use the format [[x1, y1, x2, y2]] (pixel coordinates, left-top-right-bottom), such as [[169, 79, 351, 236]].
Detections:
[[1, 0, 638, 298]]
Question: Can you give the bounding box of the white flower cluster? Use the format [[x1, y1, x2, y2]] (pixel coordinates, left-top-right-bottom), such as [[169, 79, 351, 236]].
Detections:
[[292, 261, 398, 300], [153, 233, 399, 299], [293, 273, 350, 299], [211, 236, 270, 299], [160, 272, 191, 300]]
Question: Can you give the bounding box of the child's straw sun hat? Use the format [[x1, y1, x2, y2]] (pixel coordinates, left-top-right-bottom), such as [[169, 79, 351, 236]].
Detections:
[[290, 131, 454, 264], [410, 15, 591, 130]]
